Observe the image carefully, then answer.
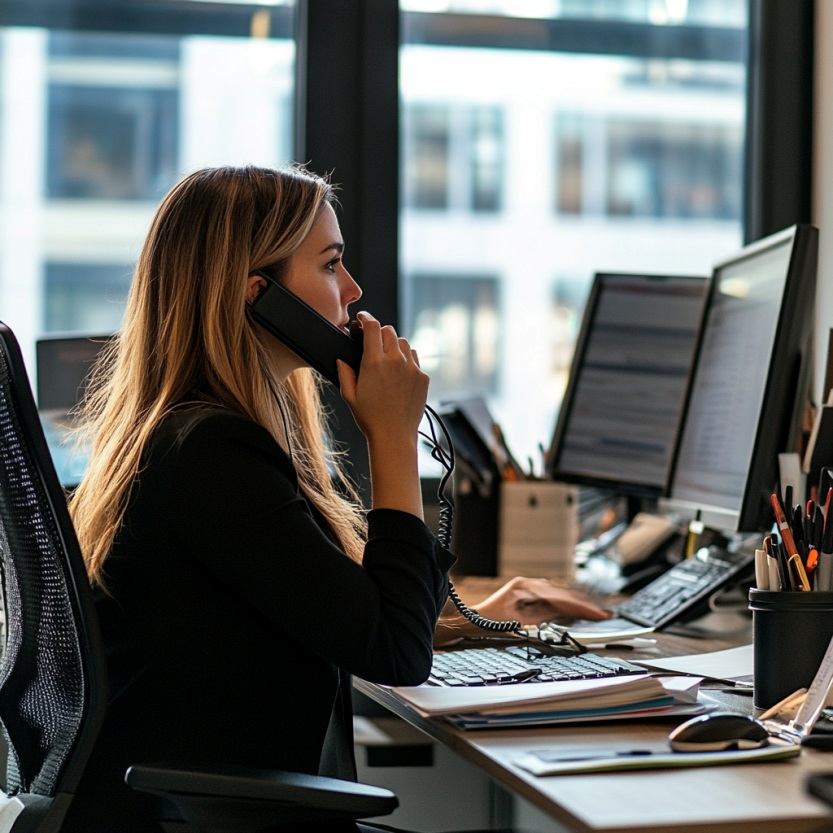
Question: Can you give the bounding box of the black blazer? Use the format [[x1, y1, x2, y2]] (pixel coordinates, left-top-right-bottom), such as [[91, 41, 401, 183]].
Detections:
[[65, 408, 454, 832]]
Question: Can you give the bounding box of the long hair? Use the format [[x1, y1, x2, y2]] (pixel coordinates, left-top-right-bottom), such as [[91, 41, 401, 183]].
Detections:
[[69, 164, 367, 586]]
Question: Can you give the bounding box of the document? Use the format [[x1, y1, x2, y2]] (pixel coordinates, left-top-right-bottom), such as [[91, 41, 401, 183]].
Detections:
[[514, 737, 799, 776], [633, 643, 753, 683], [392, 675, 702, 728], [394, 674, 663, 716]]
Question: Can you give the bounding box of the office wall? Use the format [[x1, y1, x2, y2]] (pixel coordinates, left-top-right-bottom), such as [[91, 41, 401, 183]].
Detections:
[[816, 3, 833, 400]]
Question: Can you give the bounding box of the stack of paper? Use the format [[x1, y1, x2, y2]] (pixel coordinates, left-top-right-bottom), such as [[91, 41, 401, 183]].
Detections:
[[393, 675, 703, 729]]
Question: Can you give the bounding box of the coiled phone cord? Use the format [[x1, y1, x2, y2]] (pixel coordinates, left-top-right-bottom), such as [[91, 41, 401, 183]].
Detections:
[[421, 405, 522, 633]]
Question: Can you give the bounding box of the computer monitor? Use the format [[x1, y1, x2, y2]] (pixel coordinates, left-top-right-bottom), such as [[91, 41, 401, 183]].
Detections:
[[36, 332, 112, 413], [36, 332, 112, 488], [661, 224, 818, 534], [548, 272, 709, 500]]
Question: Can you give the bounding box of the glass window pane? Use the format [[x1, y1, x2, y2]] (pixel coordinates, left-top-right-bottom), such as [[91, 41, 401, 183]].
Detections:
[[400, 6, 747, 467], [407, 274, 500, 400], [0, 14, 295, 367], [404, 104, 451, 209], [45, 262, 131, 333], [470, 107, 503, 212], [47, 84, 180, 200]]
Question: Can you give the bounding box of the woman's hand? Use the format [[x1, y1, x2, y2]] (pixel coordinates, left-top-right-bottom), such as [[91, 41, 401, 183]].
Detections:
[[337, 311, 428, 444], [435, 576, 611, 644], [337, 311, 428, 518], [471, 576, 612, 625]]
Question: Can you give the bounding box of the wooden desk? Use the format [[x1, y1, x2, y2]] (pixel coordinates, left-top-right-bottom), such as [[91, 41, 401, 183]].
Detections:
[[355, 616, 833, 833]]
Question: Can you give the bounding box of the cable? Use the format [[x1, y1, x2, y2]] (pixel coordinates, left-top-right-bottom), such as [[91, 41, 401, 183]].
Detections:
[[420, 404, 522, 633], [421, 404, 454, 550]]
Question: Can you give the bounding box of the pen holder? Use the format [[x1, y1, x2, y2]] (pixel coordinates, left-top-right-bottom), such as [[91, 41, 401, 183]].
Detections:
[[498, 482, 577, 583], [749, 588, 833, 712], [449, 471, 500, 576]]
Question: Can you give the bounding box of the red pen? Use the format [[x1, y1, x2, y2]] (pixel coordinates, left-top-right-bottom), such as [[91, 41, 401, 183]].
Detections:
[[772, 493, 799, 557]]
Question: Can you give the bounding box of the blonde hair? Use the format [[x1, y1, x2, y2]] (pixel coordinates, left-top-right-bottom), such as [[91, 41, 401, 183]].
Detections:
[[69, 164, 367, 586]]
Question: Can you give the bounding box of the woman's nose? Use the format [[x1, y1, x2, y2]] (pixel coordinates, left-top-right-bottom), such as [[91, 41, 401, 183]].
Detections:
[[343, 268, 362, 305]]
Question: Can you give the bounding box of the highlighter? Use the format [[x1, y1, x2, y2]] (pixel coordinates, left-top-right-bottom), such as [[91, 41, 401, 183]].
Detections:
[[787, 552, 812, 591]]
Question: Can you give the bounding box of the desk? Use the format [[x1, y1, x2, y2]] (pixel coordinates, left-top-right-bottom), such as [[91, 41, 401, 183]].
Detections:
[[355, 618, 833, 833]]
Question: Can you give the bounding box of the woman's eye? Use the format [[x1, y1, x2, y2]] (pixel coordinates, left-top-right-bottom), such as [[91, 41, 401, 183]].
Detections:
[[325, 257, 341, 273]]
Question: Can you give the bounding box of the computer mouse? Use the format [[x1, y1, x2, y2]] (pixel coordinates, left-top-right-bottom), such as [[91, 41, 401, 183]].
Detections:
[[668, 712, 770, 752]]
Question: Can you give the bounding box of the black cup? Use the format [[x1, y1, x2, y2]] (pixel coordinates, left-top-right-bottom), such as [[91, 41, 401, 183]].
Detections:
[[748, 588, 833, 712]]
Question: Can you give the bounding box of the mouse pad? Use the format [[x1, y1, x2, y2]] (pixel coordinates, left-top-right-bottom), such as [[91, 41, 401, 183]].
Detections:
[[514, 738, 798, 776]]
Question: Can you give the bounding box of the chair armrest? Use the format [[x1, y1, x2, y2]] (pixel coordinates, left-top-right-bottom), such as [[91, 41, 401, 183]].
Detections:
[[125, 763, 398, 830]]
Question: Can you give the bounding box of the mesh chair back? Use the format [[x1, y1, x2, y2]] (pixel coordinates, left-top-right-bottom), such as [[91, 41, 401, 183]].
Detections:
[[0, 323, 106, 800]]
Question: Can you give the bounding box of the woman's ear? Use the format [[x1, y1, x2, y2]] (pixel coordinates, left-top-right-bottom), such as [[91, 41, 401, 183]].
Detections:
[[245, 273, 268, 305]]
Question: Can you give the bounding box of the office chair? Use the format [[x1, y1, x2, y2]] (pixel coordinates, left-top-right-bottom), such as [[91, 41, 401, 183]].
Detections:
[[0, 321, 398, 832]]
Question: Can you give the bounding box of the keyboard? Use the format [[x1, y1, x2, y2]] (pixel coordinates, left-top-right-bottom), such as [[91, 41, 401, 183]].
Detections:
[[614, 546, 753, 628], [428, 644, 646, 687]]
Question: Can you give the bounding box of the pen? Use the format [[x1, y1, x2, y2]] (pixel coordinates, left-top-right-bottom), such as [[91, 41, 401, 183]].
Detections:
[[771, 493, 799, 557], [807, 546, 819, 574], [535, 748, 657, 764], [812, 503, 825, 550], [816, 514, 833, 591], [768, 533, 789, 590], [685, 514, 703, 559], [492, 422, 526, 482], [784, 485, 794, 515], [791, 504, 805, 551], [765, 539, 782, 590], [758, 687, 808, 721], [797, 539, 809, 568], [788, 552, 811, 591], [776, 535, 790, 589], [805, 500, 817, 549]]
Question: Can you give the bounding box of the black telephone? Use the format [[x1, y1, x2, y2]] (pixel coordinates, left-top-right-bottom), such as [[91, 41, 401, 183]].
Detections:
[[249, 270, 363, 388], [247, 271, 529, 637]]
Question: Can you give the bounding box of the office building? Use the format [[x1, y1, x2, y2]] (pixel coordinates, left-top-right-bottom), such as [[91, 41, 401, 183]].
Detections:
[[0, 0, 771, 467]]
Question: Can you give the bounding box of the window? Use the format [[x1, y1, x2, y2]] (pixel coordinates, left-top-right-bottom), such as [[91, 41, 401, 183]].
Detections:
[[400, 4, 747, 463], [0, 5, 295, 367], [556, 114, 743, 220], [605, 119, 742, 219], [45, 263, 132, 332], [404, 105, 450, 209], [406, 274, 500, 400], [0, 0, 812, 497], [46, 33, 180, 200], [403, 103, 504, 211]]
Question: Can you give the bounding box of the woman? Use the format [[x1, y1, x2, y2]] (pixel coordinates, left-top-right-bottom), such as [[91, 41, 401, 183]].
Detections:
[[66, 164, 605, 831]]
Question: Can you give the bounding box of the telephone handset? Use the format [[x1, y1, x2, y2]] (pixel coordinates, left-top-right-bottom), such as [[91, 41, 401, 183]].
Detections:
[[249, 270, 363, 388], [247, 271, 525, 637]]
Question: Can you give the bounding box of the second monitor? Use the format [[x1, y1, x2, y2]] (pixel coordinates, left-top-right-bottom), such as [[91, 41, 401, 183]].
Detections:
[[548, 272, 709, 500]]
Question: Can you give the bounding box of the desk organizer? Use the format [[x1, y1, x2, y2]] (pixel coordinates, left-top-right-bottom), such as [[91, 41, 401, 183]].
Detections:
[[749, 588, 833, 711], [497, 481, 577, 583]]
